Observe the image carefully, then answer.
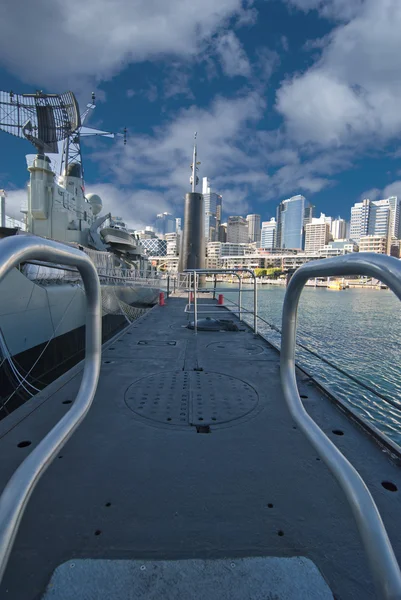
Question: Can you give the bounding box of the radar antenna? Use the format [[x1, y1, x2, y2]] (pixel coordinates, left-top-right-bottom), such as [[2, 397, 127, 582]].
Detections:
[[0, 89, 125, 186], [0, 89, 80, 153]]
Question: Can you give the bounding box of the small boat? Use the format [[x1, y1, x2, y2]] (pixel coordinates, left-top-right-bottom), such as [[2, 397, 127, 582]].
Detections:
[[327, 279, 347, 290]]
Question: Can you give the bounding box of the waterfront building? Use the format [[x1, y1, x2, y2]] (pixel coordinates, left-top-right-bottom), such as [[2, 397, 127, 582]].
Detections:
[[350, 197, 400, 252], [358, 235, 388, 254], [141, 238, 167, 256], [227, 216, 248, 243]]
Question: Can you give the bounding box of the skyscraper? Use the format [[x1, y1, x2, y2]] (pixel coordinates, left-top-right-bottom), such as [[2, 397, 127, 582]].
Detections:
[[261, 218, 277, 249], [246, 214, 261, 243], [304, 214, 330, 252], [202, 177, 222, 242], [227, 216, 248, 243], [331, 217, 347, 240], [350, 197, 400, 248], [154, 212, 175, 235], [276, 195, 312, 250]]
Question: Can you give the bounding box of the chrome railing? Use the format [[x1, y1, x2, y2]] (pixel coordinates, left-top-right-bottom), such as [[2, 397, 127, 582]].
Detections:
[[0, 235, 102, 584], [281, 253, 401, 599], [183, 268, 258, 334]]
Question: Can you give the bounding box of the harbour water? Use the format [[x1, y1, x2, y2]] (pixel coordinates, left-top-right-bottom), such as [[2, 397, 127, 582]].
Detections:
[[223, 285, 401, 446]]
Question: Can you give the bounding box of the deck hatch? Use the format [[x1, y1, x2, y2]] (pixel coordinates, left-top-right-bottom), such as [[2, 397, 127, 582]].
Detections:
[[124, 370, 259, 429]]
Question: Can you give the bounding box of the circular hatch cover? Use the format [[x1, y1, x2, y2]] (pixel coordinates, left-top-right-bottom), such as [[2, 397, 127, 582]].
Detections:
[[125, 370, 259, 429]]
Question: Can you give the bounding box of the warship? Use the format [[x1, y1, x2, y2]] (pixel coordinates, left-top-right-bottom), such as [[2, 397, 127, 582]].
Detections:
[[0, 90, 159, 414], [0, 102, 400, 600]]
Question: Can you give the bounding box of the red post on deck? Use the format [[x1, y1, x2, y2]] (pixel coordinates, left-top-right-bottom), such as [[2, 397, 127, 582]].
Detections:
[[218, 294, 224, 305], [159, 292, 165, 306]]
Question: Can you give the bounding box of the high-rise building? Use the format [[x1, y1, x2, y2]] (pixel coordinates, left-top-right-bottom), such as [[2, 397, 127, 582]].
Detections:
[[246, 214, 261, 244], [175, 218, 182, 234], [350, 197, 400, 251], [154, 212, 175, 235], [331, 217, 347, 240], [386, 196, 401, 239], [304, 214, 330, 252], [202, 177, 222, 242], [227, 216, 248, 243], [218, 223, 227, 242], [261, 218, 277, 249], [276, 195, 312, 249]]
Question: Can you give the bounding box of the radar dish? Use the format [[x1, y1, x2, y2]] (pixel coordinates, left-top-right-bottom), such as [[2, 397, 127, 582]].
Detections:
[[0, 90, 80, 153]]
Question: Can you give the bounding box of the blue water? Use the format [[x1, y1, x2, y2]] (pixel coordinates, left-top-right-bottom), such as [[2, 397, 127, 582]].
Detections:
[[223, 285, 401, 446]]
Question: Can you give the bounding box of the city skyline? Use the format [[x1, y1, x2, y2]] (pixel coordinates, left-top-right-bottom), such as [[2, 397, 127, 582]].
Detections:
[[143, 189, 401, 250]]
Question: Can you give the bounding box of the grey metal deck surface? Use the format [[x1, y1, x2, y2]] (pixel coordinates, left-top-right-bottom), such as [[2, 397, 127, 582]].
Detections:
[[0, 297, 401, 599]]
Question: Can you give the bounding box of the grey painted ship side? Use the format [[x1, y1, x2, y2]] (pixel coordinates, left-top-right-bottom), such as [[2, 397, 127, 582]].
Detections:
[[0, 267, 159, 357]]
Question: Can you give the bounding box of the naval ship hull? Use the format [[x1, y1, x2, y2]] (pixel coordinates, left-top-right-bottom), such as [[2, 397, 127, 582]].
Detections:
[[0, 267, 159, 415]]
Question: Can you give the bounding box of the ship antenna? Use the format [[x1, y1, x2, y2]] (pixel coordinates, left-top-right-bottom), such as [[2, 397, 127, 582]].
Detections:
[[190, 131, 200, 192]]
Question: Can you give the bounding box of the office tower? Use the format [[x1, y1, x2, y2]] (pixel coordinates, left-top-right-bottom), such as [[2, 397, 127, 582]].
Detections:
[[261, 218, 277, 249], [331, 217, 347, 240], [350, 197, 400, 250], [304, 214, 330, 252], [276, 195, 312, 249], [175, 218, 182, 234], [202, 177, 222, 242], [218, 223, 227, 242], [246, 214, 261, 243], [154, 212, 175, 235], [227, 216, 248, 243]]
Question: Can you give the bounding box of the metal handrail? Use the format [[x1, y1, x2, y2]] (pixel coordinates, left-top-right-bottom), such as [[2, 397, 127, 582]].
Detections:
[[0, 235, 102, 584], [280, 253, 401, 599], [184, 268, 258, 333]]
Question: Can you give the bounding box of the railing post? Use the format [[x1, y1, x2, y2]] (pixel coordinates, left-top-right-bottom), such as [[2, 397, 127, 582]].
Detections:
[[253, 271, 258, 334], [280, 253, 401, 599], [239, 275, 242, 321], [193, 270, 198, 334], [0, 235, 101, 585], [213, 273, 217, 300], [167, 275, 170, 298]]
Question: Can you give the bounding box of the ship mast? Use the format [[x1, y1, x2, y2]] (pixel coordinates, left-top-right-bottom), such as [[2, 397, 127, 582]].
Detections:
[[190, 132, 200, 192]]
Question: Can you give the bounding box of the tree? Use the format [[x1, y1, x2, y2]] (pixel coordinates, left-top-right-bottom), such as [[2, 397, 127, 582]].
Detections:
[[254, 268, 267, 278], [265, 267, 282, 279]]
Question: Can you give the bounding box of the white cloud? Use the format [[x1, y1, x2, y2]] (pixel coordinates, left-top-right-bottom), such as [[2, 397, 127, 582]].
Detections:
[[361, 181, 401, 202], [0, 0, 253, 88], [91, 91, 272, 220], [86, 184, 173, 229], [3, 189, 27, 220], [89, 89, 352, 222], [215, 31, 251, 77], [283, 0, 364, 21], [382, 181, 401, 199], [277, 0, 401, 148]]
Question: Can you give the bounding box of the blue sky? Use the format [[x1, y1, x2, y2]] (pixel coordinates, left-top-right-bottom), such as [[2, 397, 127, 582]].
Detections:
[[1, 0, 401, 229]]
